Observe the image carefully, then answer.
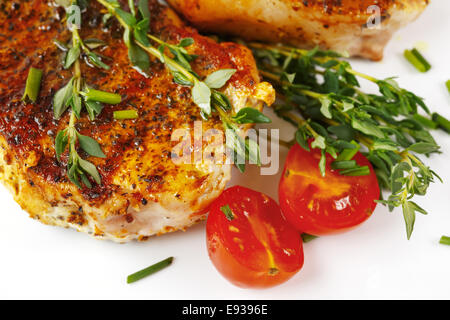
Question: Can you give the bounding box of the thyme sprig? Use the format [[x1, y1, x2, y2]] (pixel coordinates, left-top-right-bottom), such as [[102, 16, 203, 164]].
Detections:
[[250, 42, 448, 239], [63, 25, 110, 71], [97, 0, 271, 172], [97, 0, 233, 119], [54, 0, 122, 188], [97, 0, 152, 72]]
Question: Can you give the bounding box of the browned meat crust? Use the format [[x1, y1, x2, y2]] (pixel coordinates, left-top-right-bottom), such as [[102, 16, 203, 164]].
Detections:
[[167, 0, 429, 60], [0, 0, 273, 241]]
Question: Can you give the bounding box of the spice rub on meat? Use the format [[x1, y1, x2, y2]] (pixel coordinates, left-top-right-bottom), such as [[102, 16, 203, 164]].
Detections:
[[0, 0, 274, 242]]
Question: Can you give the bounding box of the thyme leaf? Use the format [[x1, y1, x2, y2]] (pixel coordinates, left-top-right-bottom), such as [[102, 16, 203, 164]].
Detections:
[[53, 0, 121, 188]]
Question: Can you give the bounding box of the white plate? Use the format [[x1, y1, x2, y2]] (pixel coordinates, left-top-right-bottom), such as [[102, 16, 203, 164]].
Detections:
[[1, 0, 450, 300]]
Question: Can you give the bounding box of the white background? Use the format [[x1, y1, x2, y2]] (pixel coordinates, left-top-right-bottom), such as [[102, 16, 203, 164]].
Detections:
[[1, 1, 450, 300]]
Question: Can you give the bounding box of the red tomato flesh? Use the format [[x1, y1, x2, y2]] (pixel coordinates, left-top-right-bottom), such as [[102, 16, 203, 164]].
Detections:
[[207, 186, 304, 289], [279, 143, 380, 236]]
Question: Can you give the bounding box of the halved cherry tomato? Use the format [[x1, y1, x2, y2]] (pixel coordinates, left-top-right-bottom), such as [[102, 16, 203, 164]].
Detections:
[[207, 186, 304, 289], [279, 143, 380, 236]]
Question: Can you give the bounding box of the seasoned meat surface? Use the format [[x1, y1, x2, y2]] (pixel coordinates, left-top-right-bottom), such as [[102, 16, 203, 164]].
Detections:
[[0, 0, 273, 241], [167, 0, 429, 60]]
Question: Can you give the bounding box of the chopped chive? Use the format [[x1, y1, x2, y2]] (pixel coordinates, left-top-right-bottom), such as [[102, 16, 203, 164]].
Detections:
[[404, 48, 431, 73], [331, 160, 357, 170], [127, 257, 174, 284], [413, 114, 438, 129], [432, 113, 450, 133], [83, 89, 122, 104], [22, 67, 43, 103], [220, 204, 235, 221], [339, 166, 370, 176], [113, 110, 139, 120], [411, 48, 431, 71], [440, 236, 450, 246], [446, 80, 450, 95], [301, 233, 318, 243], [336, 141, 360, 161]]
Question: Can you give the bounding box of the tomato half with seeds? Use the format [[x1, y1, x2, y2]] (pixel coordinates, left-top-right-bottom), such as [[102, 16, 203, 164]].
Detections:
[[207, 186, 304, 289], [279, 143, 380, 236]]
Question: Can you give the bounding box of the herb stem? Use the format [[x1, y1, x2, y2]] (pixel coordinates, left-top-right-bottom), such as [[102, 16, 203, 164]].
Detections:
[[344, 68, 378, 83], [249, 42, 310, 59], [259, 69, 281, 82], [128, 0, 136, 16], [72, 27, 89, 53], [356, 135, 374, 151], [53, 3, 118, 188], [68, 111, 79, 162], [96, 0, 134, 35], [137, 42, 196, 82], [216, 104, 234, 125], [69, 109, 77, 128], [277, 108, 319, 139], [96, 0, 118, 14], [279, 139, 296, 149], [74, 59, 81, 79], [147, 33, 165, 46]]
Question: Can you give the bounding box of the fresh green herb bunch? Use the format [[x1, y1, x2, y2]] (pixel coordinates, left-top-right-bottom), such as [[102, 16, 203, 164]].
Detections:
[[54, 0, 122, 188], [97, 0, 271, 172], [250, 42, 449, 239]]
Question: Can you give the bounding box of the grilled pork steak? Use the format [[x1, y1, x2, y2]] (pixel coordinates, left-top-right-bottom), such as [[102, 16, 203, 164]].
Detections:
[[167, 0, 429, 60], [0, 0, 273, 242]]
